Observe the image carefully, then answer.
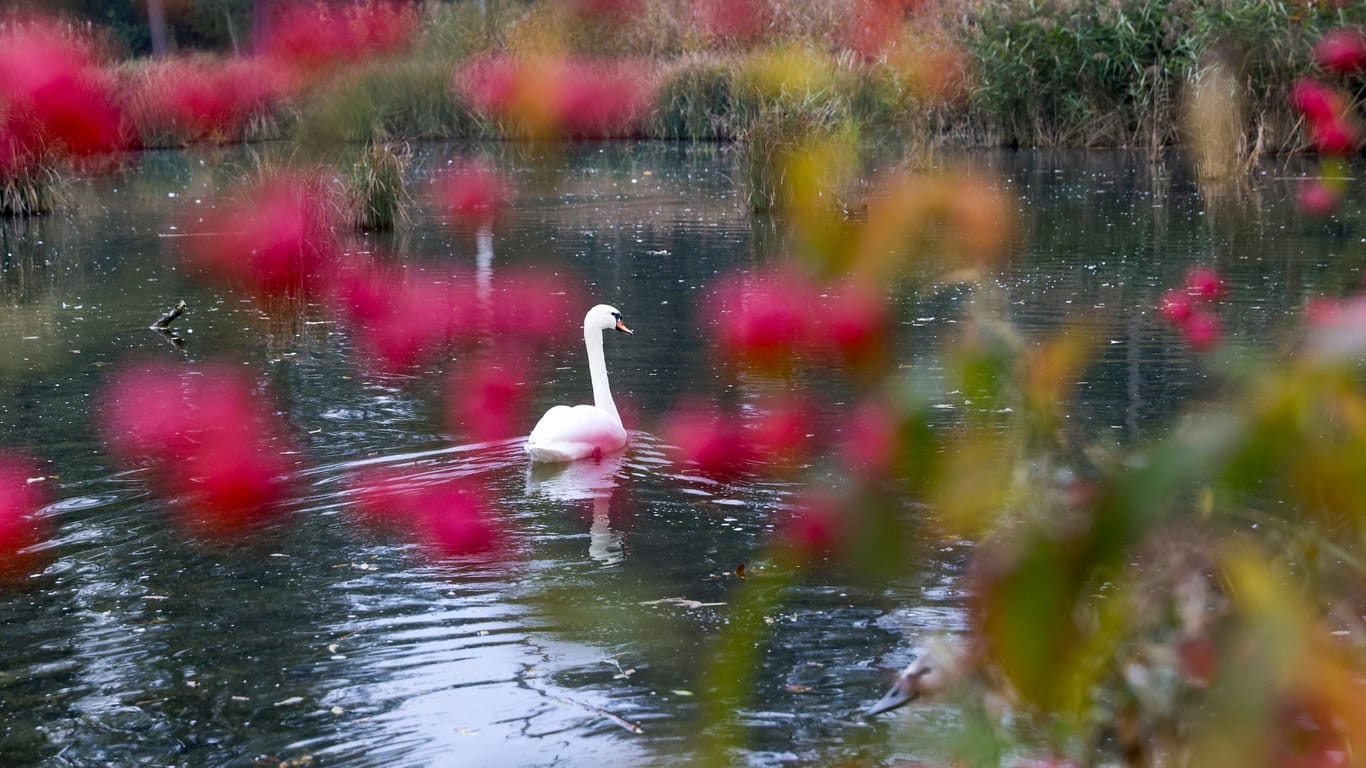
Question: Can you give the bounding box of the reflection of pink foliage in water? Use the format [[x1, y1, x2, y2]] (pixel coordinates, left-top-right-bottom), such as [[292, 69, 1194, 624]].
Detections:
[[0, 454, 50, 582], [178, 172, 340, 298], [0, 20, 124, 166], [435, 160, 510, 226], [261, 0, 418, 76], [99, 363, 296, 540]]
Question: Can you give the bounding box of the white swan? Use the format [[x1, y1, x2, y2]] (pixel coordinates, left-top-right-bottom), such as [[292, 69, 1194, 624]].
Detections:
[[866, 641, 967, 716], [525, 304, 633, 463]]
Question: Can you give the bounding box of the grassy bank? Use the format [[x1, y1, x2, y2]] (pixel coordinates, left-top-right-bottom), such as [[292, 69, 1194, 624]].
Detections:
[[101, 1, 1366, 157]]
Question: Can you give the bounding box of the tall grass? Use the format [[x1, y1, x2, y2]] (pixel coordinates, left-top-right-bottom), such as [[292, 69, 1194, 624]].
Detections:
[[345, 141, 411, 231], [0, 165, 66, 218], [962, 0, 1366, 150]]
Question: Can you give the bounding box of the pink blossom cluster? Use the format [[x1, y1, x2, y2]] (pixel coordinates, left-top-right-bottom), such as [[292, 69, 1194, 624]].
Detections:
[[0, 454, 50, 581], [1159, 266, 1226, 351], [0, 19, 125, 175], [1292, 27, 1366, 215], [457, 55, 653, 139], [99, 362, 297, 541]]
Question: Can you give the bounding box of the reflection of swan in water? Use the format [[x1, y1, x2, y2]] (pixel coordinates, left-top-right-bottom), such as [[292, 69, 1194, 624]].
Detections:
[[526, 451, 626, 565], [475, 222, 493, 307]]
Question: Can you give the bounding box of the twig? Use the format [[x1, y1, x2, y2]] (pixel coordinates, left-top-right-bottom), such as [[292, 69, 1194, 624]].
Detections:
[[152, 299, 187, 330], [551, 695, 644, 734]]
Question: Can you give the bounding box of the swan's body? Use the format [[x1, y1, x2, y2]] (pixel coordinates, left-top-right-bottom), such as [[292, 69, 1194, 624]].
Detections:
[[526, 305, 632, 463]]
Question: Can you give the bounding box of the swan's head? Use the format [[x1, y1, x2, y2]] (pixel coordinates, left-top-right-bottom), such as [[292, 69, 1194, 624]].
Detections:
[[865, 642, 966, 716], [587, 304, 633, 336]]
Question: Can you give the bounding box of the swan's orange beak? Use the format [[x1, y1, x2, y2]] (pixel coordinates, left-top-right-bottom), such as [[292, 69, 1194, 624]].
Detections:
[[615, 318, 634, 335]]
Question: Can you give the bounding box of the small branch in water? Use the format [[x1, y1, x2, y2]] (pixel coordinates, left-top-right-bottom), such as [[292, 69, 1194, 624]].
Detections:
[[150, 300, 188, 347], [551, 695, 644, 734], [152, 299, 187, 330]]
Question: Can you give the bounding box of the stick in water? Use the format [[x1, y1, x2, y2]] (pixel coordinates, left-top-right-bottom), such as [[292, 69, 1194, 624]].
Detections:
[[152, 300, 187, 330]]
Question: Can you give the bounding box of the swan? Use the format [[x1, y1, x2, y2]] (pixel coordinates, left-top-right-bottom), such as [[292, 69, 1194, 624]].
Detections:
[[866, 641, 967, 716], [525, 304, 633, 463]]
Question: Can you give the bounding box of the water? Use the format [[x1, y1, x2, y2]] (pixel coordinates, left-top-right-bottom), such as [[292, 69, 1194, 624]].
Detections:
[[0, 144, 1354, 766]]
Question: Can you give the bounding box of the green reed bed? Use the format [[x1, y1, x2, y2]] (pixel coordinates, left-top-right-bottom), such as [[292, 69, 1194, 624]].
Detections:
[[961, 0, 1366, 150]]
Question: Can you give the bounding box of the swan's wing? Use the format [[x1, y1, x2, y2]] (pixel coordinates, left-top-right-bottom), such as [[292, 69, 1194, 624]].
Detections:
[[526, 405, 626, 462]]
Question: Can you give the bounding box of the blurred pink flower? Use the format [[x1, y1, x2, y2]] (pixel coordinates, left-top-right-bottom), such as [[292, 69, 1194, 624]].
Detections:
[[661, 403, 755, 479], [693, 0, 771, 45], [1181, 307, 1223, 351], [455, 55, 652, 139], [435, 159, 510, 226], [816, 279, 891, 374], [446, 352, 531, 443], [1159, 288, 1195, 324], [413, 480, 503, 558], [490, 269, 585, 349], [177, 171, 341, 298], [0, 20, 124, 161], [1311, 117, 1358, 155], [1298, 179, 1340, 217], [708, 268, 819, 370], [129, 57, 291, 144], [331, 264, 477, 373], [0, 454, 50, 582], [839, 398, 900, 478], [346, 472, 504, 558], [1183, 266, 1225, 300], [747, 395, 814, 468], [1291, 79, 1339, 125], [99, 362, 298, 540], [1315, 28, 1366, 75], [261, 0, 418, 77], [779, 493, 847, 562]]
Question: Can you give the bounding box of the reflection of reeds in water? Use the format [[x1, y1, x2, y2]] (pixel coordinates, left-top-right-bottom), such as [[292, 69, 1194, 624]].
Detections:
[[347, 141, 411, 232]]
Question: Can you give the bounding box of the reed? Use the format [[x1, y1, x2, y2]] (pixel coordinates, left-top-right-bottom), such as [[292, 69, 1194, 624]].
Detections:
[[0, 164, 66, 218], [345, 141, 411, 232], [962, 0, 1366, 151]]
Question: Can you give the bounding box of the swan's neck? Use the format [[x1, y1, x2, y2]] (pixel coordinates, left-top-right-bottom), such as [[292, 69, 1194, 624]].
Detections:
[[585, 324, 622, 427]]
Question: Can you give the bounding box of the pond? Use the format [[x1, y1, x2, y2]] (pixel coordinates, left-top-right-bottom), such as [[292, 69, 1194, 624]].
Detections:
[[0, 143, 1353, 766]]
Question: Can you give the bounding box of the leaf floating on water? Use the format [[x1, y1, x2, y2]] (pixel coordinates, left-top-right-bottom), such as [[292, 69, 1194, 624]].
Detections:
[[736, 563, 746, 580], [274, 696, 305, 707], [785, 684, 813, 694], [670, 689, 694, 697], [330, 706, 344, 715]]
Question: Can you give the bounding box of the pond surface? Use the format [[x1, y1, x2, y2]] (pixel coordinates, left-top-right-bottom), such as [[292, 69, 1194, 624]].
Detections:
[[0, 143, 1356, 766]]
